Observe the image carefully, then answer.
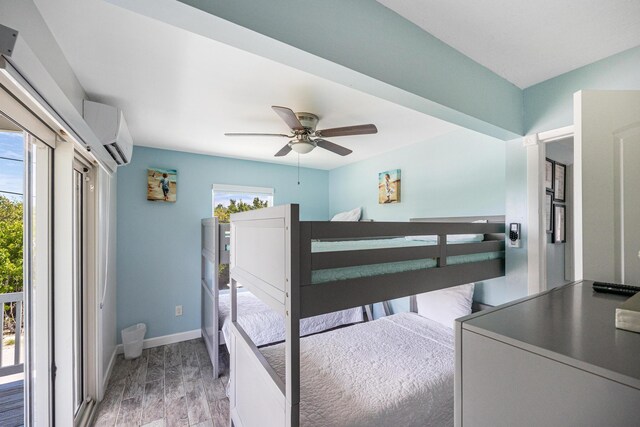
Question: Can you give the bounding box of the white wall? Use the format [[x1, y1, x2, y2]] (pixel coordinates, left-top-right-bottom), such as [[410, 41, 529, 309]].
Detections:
[[0, 0, 85, 112]]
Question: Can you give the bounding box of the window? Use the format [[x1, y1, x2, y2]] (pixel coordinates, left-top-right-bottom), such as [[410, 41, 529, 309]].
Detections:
[[212, 184, 274, 222], [212, 184, 273, 289]]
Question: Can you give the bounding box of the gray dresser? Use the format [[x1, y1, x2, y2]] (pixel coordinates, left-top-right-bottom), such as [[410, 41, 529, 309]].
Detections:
[[455, 280, 640, 427]]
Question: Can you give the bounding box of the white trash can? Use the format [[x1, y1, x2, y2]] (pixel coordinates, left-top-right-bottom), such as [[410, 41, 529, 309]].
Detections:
[[121, 323, 146, 359]]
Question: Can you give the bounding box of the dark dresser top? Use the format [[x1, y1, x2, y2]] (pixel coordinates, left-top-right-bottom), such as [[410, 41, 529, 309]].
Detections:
[[460, 280, 640, 389]]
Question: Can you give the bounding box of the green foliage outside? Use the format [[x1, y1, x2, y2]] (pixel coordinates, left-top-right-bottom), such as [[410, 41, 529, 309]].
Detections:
[[0, 196, 23, 294], [213, 197, 269, 223], [214, 197, 269, 287], [0, 196, 23, 335]]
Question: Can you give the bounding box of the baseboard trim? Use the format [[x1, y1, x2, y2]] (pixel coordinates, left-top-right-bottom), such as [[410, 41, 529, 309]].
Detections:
[[101, 347, 117, 396], [116, 329, 201, 354]]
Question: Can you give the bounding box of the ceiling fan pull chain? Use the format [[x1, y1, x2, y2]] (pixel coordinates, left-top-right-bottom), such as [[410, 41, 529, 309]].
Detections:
[[297, 153, 300, 185]]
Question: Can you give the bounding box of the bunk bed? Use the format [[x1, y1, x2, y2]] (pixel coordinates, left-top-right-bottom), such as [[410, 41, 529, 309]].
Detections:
[[227, 204, 506, 427], [201, 218, 366, 377]]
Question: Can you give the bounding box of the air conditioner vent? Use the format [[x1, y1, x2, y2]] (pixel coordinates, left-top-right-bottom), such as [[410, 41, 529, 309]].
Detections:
[[83, 100, 133, 165]]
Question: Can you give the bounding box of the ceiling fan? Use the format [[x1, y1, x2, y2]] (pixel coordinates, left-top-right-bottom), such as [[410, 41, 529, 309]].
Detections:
[[225, 106, 378, 157]]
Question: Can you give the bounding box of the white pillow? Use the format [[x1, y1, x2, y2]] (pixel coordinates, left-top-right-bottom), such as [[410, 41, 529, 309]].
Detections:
[[331, 207, 362, 222], [415, 283, 475, 329]]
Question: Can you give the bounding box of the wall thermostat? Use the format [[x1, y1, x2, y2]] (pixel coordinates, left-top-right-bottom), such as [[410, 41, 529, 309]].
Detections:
[[508, 223, 521, 248]]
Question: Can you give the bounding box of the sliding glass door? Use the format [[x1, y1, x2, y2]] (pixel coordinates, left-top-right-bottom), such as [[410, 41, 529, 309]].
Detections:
[[0, 88, 54, 426]]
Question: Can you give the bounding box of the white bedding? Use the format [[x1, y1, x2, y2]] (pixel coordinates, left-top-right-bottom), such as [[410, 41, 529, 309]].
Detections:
[[219, 292, 364, 347], [260, 312, 455, 427]]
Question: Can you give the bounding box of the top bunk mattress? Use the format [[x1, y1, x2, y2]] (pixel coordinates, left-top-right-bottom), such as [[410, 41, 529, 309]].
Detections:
[[260, 312, 455, 427], [219, 291, 363, 347], [311, 237, 503, 284]]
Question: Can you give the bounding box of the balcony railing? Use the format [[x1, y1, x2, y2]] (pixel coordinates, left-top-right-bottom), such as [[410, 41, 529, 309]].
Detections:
[[0, 292, 23, 377]]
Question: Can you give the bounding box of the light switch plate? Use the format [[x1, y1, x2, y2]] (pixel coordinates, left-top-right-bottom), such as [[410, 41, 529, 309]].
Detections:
[[175, 305, 183, 316]]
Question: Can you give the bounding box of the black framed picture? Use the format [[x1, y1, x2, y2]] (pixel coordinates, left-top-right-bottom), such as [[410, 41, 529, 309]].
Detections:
[[553, 204, 566, 243], [545, 158, 554, 191], [554, 162, 566, 202], [545, 191, 553, 234]]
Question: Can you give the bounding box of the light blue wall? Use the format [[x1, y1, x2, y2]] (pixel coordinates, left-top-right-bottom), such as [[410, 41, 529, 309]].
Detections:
[[500, 139, 529, 303], [329, 129, 506, 220], [117, 146, 329, 341], [503, 46, 640, 299], [329, 129, 509, 309], [524, 46, 640, 133]]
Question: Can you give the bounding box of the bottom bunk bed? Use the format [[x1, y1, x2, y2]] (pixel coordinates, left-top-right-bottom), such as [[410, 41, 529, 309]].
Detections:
[[228, 205, 506, 427], [218, 291, 365, 347], [260, 311, 456, 427]]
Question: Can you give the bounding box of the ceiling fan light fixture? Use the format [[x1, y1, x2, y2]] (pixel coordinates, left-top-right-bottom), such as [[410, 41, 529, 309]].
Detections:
[[291, 141, 315, 154], [226, 106, 375, 157]]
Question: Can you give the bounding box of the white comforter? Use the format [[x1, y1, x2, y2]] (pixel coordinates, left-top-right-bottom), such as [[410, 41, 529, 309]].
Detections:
[[260, 312, 455, 427], [219, 292, 364, 347]]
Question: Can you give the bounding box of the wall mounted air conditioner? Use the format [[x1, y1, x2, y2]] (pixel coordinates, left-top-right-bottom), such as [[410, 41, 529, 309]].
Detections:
[[83, 100, 133, 165]]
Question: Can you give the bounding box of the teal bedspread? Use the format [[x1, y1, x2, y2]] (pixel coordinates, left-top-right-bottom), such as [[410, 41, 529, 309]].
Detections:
[[310, 238, 503, 284]]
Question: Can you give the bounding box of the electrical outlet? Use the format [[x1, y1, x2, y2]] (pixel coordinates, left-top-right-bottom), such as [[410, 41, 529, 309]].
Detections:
[[175, 305, 183, 316]]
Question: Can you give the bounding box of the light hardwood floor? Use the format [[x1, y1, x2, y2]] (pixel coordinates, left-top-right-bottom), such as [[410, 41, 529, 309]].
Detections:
[[93, 338, 229, 427]]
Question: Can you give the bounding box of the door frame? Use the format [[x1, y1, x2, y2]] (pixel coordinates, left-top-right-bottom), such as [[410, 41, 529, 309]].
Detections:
[[524, 125, 574, 295], [70, 153, 98, 426]]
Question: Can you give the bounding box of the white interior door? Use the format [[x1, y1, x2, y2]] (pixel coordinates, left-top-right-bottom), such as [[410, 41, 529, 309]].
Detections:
[[574, 90, 640, 282], [614, 125, 640, 284]]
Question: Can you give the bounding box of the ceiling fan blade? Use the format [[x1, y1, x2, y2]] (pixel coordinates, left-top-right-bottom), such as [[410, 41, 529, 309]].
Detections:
[[274, 144, 292, 157], [315, 139, 352, 156], [272, 106, 304, 131], [224, 132, 291, 137], [315, 124, 377, 138]]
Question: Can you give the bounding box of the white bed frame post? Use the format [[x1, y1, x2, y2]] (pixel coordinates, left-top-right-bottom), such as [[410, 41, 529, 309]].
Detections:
[[228, 204, 302, 427], [201, 217, 220, 376], [285, 204, 301, 427]]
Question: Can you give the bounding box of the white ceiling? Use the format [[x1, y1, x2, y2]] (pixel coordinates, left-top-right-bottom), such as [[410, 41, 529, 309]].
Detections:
[[377, 0, 640, 89], [33, 0, 459, 170]]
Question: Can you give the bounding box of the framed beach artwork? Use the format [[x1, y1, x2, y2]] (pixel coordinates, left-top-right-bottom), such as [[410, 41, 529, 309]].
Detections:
[[378, 169, 401, 204], [147, 168, 177, 202]]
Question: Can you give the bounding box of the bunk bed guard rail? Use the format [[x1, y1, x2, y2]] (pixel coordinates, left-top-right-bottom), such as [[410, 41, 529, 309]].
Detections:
[[229, 205, 505, 320]]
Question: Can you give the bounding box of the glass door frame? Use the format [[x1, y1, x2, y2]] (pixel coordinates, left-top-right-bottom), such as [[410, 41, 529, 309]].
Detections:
[[1, 86, 55, 427], [23, 134, 53, 427]]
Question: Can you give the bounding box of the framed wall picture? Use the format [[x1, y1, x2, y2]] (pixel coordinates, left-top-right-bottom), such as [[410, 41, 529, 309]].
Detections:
[[378, 169, 401, 204], [545, 158, 554, 191], [553, 204, 566, 243], [554, 162, 566, 202], [545, 191, 553, 234], [147, 168, 177, 202]]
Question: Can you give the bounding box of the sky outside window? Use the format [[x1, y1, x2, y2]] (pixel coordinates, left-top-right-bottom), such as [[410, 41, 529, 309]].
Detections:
[[0, 131, 24, 201]]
